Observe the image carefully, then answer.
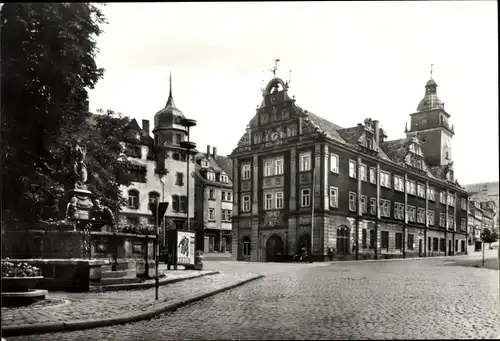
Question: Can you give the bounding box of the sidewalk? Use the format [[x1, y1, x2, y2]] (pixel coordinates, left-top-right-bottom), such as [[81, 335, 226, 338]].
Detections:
[[1, 270, 263, 337]]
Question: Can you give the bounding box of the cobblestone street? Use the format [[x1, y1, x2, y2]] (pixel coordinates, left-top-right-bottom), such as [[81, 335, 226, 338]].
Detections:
[[5, 257, 500, 340]]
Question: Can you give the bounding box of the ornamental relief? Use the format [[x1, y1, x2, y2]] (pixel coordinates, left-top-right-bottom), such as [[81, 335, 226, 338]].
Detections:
[[299, 172, 312, 184], [263, 176, 284, 189], [241, 181, 251, 191], [261, 231, 287, 248], [260, 210, 285, 228]]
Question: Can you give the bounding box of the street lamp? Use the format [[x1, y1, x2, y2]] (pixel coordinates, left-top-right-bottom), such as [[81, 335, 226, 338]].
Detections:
[[180, 118, 196, 234]]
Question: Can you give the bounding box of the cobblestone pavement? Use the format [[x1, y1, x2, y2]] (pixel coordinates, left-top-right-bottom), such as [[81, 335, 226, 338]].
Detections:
[[1, 270, 257, 329], [5, 258, 500, 340]]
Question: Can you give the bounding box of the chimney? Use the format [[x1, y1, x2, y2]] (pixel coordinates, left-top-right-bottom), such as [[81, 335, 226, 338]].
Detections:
[[213, 146, 217, 157], [142, 120, 150, 135], [207, 145, 211, 157], [373, 120, 380, 146]]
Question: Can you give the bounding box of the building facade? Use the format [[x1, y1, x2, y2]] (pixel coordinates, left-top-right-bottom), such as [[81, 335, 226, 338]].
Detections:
[[230, 73, 469, 262], [194, 145, 234, 253], [465, 182, 499, 232], [118, 77, 196, 248]]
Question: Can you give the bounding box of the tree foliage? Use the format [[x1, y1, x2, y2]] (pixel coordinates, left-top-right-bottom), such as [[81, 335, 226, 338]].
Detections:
[[481, 227, 499, 245], [1, 3, 131, 227]]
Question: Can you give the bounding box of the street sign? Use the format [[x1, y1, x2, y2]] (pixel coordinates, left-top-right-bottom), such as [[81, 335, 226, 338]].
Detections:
[[148, 202, 169, 226]]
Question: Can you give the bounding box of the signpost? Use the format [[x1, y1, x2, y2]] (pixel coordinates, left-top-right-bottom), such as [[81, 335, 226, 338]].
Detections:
[[148, 201, 169, 300]]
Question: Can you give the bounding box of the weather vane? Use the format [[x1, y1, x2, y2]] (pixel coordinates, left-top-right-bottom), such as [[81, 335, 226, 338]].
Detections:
[[269, 58, 280, 78], [430, 64, 434, 79]]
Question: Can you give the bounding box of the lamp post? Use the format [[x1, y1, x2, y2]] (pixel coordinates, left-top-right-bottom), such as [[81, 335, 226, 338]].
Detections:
[[180, 118, 197, 232]]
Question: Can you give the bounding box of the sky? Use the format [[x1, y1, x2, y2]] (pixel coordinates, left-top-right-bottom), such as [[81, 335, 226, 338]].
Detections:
[[88, 1, 498, 185]]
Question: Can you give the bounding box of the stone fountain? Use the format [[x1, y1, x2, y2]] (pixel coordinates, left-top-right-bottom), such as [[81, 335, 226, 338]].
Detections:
[[2, 141, 156, 292]]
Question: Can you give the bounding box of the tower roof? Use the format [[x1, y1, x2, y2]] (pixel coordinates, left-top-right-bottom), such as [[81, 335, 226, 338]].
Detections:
[[416, 76, 444, 112], [154, 73, 185, 130]]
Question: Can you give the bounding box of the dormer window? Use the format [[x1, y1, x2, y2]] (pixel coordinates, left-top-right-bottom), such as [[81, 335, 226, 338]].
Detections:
[[220, 174, 229, 183], [206, 171, 216, 181], [254, 133, 262, 145], [200, 160, 209, 168]]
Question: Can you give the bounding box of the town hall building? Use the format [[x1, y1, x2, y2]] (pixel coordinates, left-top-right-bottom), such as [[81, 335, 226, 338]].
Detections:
[[229, 67, 470, 262]]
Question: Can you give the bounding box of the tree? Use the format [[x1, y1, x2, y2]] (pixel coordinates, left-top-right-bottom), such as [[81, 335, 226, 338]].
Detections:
[[481, 227, 499, 246], [1, 4, 131, 227]]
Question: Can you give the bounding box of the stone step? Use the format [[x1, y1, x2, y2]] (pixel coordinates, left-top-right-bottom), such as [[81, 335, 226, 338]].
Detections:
[[100, 277, 139, 286], [101, 269, 136, 279]]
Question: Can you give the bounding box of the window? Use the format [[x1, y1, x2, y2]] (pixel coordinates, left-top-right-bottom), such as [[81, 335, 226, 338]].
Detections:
[[148, 192, 160, 204], [220, 174, 229, 183], [439, 214, 446, 227], [395, 233, 402, 250], [172, 195, 179, 212], [221, 191, 227, 201], [394, 176, 404, 192], [380, 199, 391, 217], [176, 172, 184, 186], [329, 187, 338, 208], [369, 230, 375, 248], [461, 218, 466, 231], [461, 198, 467, 210], [276, 192, 284, 209], [381, 231, 389, 250], [448, 194, 455, 207], [299, 152, 311, 172], [128, 190, 139, 209], [172, 152, 180, 161], [243, 237, 251, 256], [200, 160, 209, 168], [264, 161, 273, 177], [359, 164, 367, 182], [179, 196, 187, 213], [417, 183, 426, 198], [394, 202, 404, 220], [242, 164, 251, 180], [264, 193, 273, 210], [407, 234, 414, 250], [461, 240, 465, 252], [406, 180, 416, 196], [349, 192, 356, 212], [361, 196, 367, 213], [242, 195, 251, 212], [208, 208, 215, 221], [448, 215, 455, 230], [221, 210, 231, 222], [427, 210, 434, 226], [301, 189, 311, 207], [380, 171, 391, 188], [227, 192, 232, 202], [175, 133, 182, 144], [369, 167, 376, 184], [362, 229, 367, 248], [254, 133, 262, 144], [330, 154, 339, 173], [427, 187, 435, 201], [275, 159, 284, 175], [208, 189, 215, 200], [428, 237, 432, 251], [206, 171, 216, 181], [440, 191, 446, 204], [370, 198, 376, 215], [349, 160, 357, 178], [417, 208, 425, 224], [407, 206, 416, 222], [287, 125, 297, 137]]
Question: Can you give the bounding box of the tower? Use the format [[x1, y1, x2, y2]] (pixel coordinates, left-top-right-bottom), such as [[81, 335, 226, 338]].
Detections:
[[152, 73, 188, 147], [406, 67, 454, 167]]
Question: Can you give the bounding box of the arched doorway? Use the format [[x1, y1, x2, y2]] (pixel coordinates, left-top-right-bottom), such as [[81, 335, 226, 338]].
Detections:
[[296, 233, 311, 255], [337, 226, 350, 254], [266, 235, 284, 263]]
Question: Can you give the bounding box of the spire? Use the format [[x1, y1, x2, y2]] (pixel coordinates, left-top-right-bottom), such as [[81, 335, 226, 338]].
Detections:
[[166, 71, 176, 108]]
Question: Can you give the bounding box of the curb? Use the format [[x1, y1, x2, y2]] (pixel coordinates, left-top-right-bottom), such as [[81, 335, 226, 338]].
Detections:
[[1, 274, 264, 337], [328, 254, 488, 265], [99, 270, 219, 292]]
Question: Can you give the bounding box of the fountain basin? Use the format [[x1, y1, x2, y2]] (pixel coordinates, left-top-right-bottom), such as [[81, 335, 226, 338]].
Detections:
[[1, 276, 44, 292], [1, 289, 48, 307]]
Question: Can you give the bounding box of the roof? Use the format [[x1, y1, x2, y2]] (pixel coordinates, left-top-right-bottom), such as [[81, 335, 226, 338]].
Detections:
[[194, 152, 233, 187], [122, 119, 154, 145]]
